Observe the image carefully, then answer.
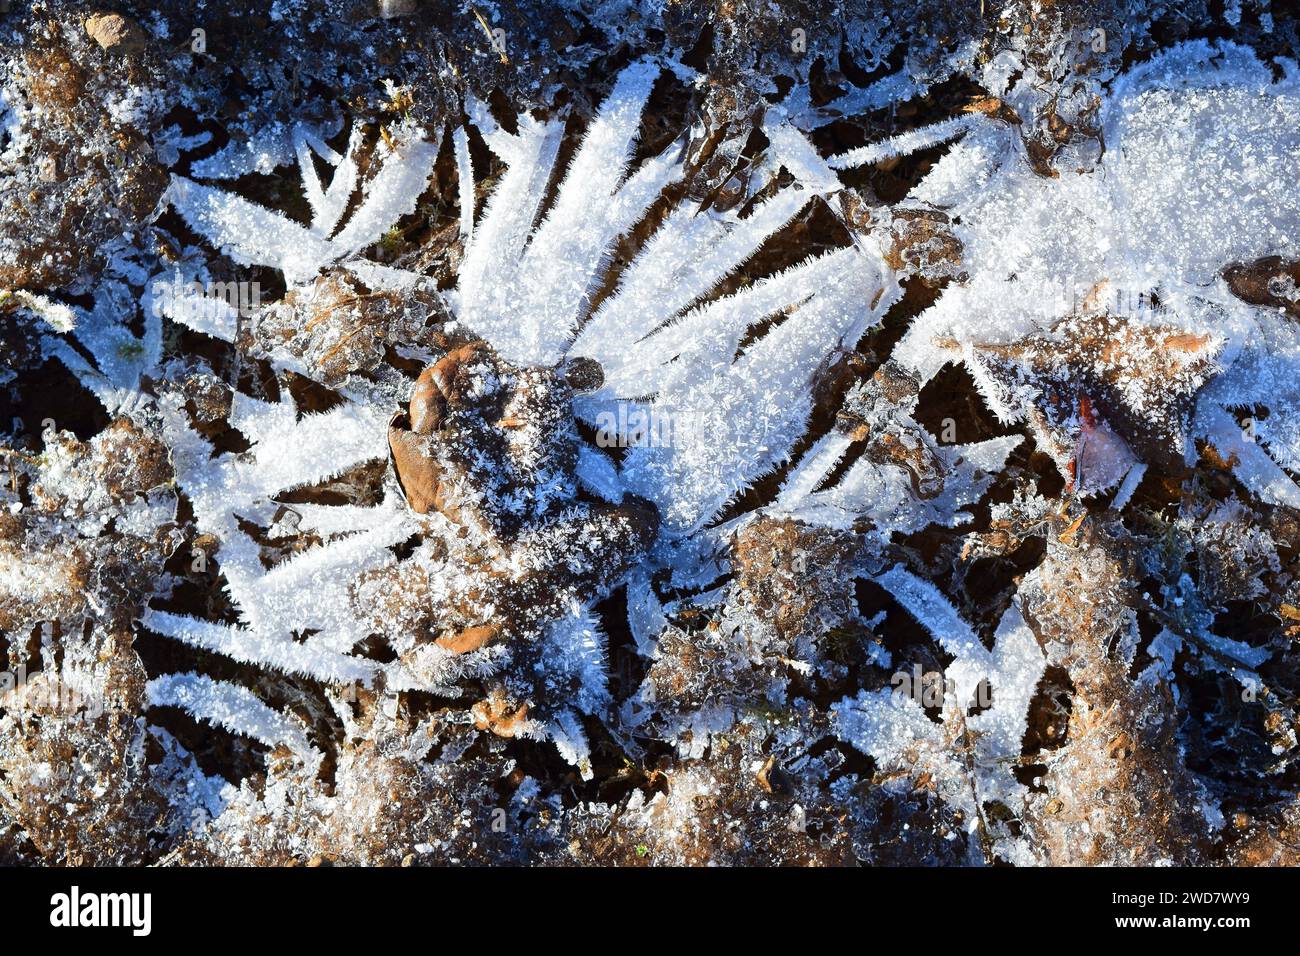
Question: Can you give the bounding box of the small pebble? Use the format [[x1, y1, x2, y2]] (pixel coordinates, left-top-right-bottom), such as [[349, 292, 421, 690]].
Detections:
[[84, 13, 147, 55]]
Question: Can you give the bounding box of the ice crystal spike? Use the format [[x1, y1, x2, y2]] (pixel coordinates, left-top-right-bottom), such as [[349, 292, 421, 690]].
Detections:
[[168, 125, 440, 283]]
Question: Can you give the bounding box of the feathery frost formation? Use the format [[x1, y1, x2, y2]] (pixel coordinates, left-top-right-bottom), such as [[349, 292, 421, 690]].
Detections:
[[5, 1, 1300, 866]]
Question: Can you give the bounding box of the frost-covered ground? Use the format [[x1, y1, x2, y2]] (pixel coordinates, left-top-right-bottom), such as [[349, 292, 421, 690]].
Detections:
[[2, 0, 1300, 865]]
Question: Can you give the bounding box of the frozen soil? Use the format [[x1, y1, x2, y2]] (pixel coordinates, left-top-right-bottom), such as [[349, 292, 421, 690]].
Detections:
[[2, 1, 1300, 865]]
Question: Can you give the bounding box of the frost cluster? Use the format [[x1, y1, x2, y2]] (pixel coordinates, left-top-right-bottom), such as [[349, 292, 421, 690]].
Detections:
[[2, 0, 1300, 866]]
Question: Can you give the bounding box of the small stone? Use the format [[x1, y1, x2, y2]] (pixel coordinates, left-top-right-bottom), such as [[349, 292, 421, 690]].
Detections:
[[563, 356, 604, 393], [84, 13, 147, 55]]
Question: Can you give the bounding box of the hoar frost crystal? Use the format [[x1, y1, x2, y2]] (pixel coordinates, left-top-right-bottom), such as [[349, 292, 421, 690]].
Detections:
[[2, 0, 1300, 866]]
